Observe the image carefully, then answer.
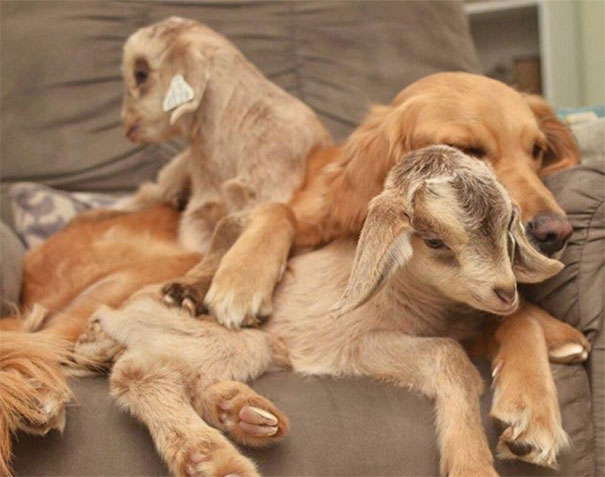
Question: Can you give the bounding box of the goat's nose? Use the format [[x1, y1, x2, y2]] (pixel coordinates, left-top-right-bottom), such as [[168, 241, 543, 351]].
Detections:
[[526, 212, 573, 257], [494, 285, 516, 305]]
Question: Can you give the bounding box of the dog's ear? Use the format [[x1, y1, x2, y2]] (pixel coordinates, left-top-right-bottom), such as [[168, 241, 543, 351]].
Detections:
[[510, 208, 564, 283], [331, 191, 413, 317], [326, 103, 413, 234], [163, 45, 209, 126], [523, 94, 580, 176]]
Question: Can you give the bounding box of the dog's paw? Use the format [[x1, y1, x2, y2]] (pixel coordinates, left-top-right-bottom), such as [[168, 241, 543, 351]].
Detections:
[[203, 265, 277, 330], [177, 433, 259, 477], [199, 381, 289, 448], [490, 363, 569, 468], [161, 278, 212, 317], [544, 322, 590, 364], [74, 317, 124, 370]]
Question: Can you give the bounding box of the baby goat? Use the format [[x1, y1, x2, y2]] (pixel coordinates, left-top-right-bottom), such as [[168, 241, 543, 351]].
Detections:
[[118, 17, 330, 253], [76, 146, 563, 477]]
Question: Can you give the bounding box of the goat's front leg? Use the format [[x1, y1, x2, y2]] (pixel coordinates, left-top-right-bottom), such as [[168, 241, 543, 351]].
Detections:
[[203, 202, 296, 329], [355, 331, 497, 477], [110, 353, 259, 477], [486, 305, 570, 469], [114, 149, 192, 212]]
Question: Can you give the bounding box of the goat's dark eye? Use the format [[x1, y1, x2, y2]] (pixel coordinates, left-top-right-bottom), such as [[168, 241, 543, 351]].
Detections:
[[133, 58, 150, 87], [532, 144, 544, 160], [135, 69, 148, 85], [425, 238, 445, 249]]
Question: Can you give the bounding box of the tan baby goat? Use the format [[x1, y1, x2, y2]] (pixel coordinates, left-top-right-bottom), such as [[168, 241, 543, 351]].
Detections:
[[76, 146, 564, 477]]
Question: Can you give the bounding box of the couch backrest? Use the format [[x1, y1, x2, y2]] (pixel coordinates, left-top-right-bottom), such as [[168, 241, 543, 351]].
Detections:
[[0, 0, 480, 197]]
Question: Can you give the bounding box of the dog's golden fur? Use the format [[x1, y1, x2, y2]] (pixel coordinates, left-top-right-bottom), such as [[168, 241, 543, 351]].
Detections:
[[0, 71, 591, 474]]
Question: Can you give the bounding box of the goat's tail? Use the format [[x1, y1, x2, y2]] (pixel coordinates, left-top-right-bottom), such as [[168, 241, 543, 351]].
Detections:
[[0, 307, 74, 476]]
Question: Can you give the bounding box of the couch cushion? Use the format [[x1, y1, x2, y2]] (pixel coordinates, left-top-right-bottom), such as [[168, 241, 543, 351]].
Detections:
[[8, 183, 118, 248], [0, 222, 25, 316], [521, 153, 604, 341], [12, 362, 593, 477], [0, 0, 480, 208]]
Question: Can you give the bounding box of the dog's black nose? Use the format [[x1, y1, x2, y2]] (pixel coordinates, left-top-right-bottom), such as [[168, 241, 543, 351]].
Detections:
[[526, 212, 573, 256]]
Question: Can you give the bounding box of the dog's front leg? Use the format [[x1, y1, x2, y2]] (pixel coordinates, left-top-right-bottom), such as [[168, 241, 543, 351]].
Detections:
[[487, 306, 570, 468], [354, 331, 497, 477], [204, 202, 296, 329], [162, 209, 247, 316], [522, 301, 591, 364]]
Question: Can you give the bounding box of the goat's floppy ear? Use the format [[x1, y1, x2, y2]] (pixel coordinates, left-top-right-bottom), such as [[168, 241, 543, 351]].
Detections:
[[523, 94, 580, 176], [331, 191, 413, 317], [510, 208, 564, 283], [163, 47, 209, 126]]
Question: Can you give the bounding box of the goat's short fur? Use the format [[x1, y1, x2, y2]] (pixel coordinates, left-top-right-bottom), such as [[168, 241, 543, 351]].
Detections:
[[76, 146, 564, 476]]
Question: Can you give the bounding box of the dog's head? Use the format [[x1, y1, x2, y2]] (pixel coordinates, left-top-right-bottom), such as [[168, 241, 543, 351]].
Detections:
[[332, 146, 563, 318], [344, 72, 579, 257], [121, 17, 215, 143]]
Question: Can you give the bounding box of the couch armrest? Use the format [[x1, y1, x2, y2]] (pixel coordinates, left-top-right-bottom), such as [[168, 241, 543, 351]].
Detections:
[[1, 221, 25, 316], [589, 326, 605, 476], [521, 160, 605, 337]]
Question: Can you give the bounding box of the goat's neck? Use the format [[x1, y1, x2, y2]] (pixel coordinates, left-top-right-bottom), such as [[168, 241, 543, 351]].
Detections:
[[188, 50, 274, 147], [377, 266, 485, 337]]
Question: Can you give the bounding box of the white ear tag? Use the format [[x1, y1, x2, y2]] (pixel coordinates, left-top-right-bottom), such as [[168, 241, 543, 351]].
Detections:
[[163, 75, 195, 112]]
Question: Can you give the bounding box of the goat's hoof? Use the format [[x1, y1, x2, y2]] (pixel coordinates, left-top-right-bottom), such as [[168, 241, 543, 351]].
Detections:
[[177, 433, 259, 477], [202, 381, 289, 448], [161, 281, 210, 317], [545, 322, 590, 364], [74, 316, 124, 369], [549, 342, 589, 364]]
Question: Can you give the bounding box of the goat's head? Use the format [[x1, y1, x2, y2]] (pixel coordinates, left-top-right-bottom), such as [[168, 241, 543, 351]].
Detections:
[[333, 145, 563, 317], [121, 17, 212, 144]]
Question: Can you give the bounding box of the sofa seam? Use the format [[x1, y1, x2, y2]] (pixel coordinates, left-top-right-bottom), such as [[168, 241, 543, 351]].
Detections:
[[288, 2, 305, 102], [576, 195, 605, 337]]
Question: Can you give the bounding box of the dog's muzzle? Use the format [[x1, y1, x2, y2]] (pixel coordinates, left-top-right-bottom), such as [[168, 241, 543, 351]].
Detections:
[[526, 212, 573, 257]]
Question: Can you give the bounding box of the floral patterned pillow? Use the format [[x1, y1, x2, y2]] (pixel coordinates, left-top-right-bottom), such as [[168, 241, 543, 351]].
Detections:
[[9, 182, 119, 248]]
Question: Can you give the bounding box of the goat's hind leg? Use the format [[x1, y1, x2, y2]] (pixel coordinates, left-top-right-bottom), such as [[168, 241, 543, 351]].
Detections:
[[110, 354, 258, 477], [193, 380, 289, 448], [356, 332, 497, 477]]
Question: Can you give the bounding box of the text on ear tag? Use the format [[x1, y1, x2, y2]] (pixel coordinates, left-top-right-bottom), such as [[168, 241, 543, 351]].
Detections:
[[163, 75, 195, 112]]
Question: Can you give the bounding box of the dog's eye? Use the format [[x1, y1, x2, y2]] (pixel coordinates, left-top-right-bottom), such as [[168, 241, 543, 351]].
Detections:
[[425, 238, 446, 249], [448, 144, 486, 158], [135, 69, 149, 86], [461, 146, 486, 158]]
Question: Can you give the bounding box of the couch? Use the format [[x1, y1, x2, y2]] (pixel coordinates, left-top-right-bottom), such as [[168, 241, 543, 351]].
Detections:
[[1, 1, 603, 475]]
